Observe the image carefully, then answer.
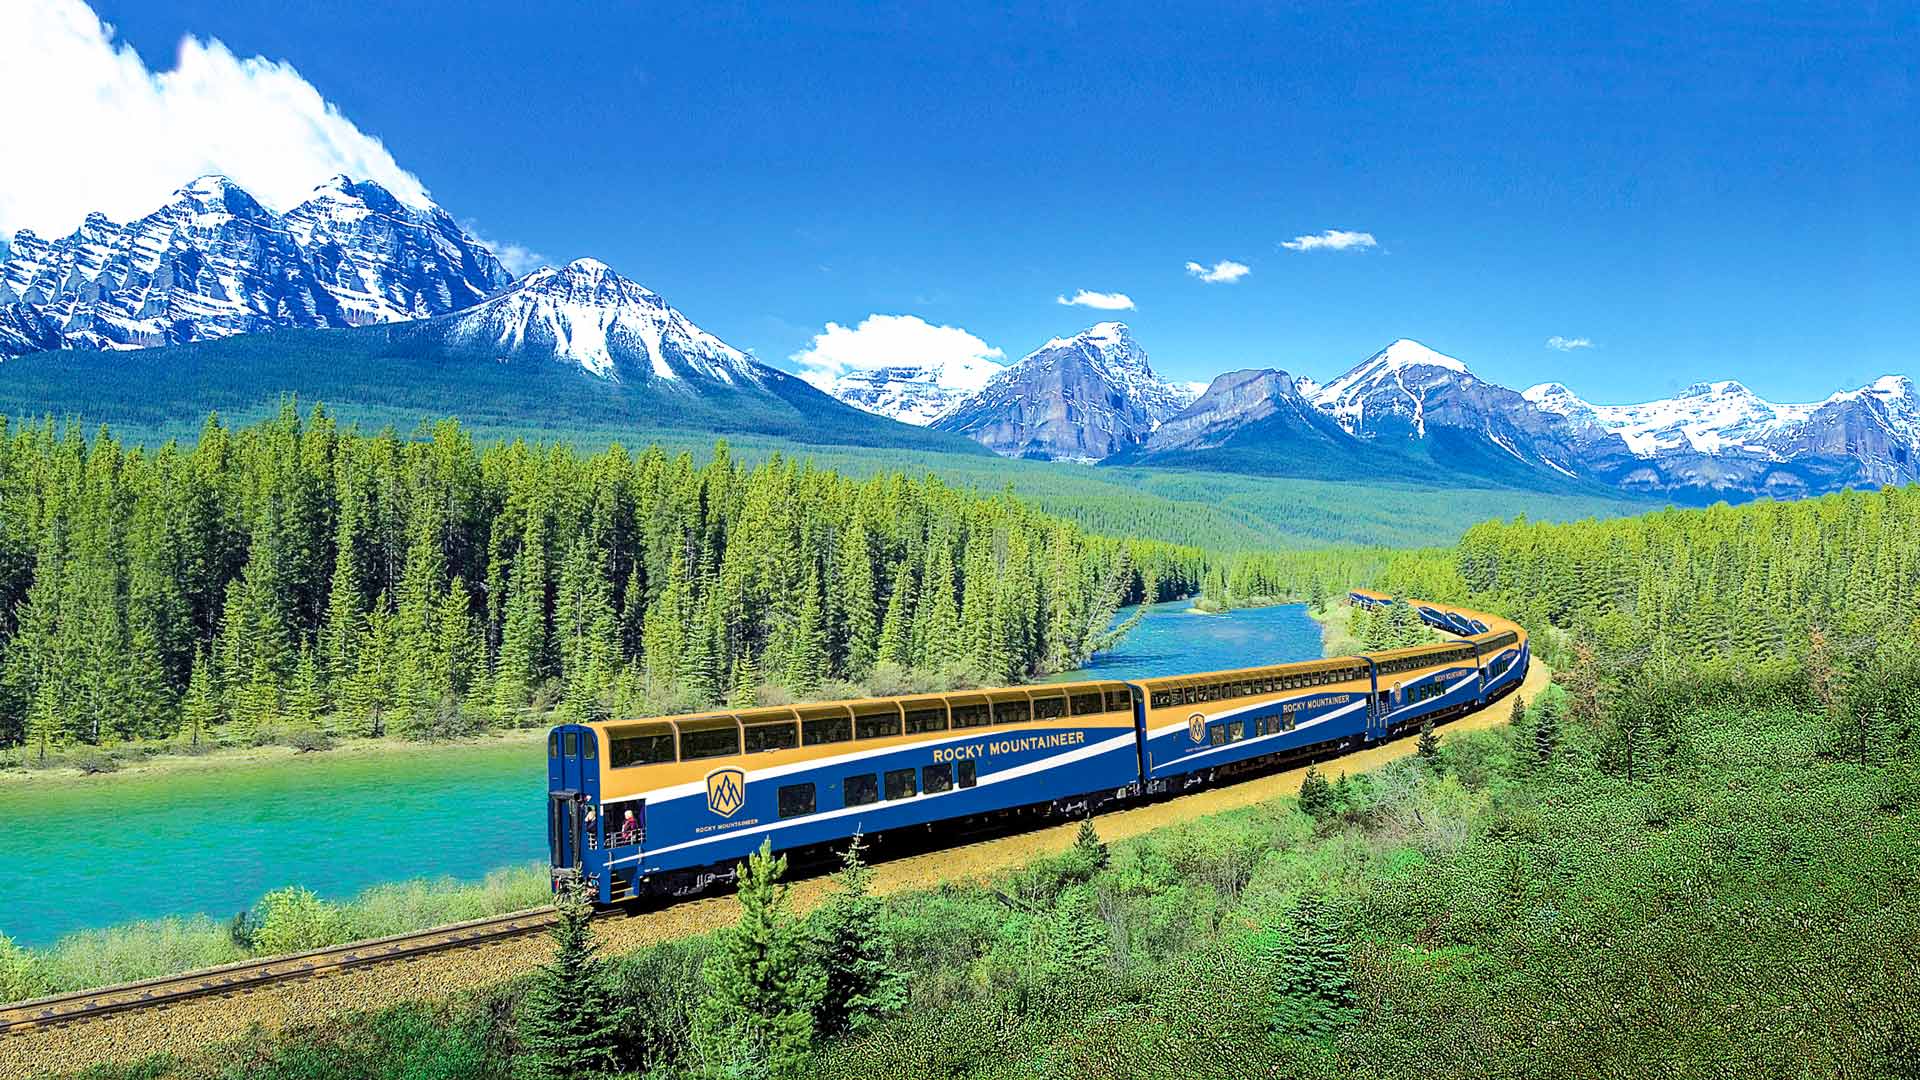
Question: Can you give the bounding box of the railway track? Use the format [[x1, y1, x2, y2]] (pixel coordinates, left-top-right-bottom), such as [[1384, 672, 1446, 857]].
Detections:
[[0, 906, 558, 1036], [3, 650, 1546, 1051]]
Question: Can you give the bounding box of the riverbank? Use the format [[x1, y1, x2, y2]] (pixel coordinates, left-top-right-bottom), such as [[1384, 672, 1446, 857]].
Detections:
[[0, 726, 549, 789], [1, 661, 1552, 1075]]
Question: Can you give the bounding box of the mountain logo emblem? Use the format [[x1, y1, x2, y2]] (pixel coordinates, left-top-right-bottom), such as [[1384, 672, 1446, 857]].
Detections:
[[1188, 712, 1207, 744], [706, 768, 747, 818]]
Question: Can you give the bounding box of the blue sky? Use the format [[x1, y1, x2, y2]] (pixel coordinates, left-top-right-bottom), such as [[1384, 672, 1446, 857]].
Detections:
[[24, 2, 1920, 401]]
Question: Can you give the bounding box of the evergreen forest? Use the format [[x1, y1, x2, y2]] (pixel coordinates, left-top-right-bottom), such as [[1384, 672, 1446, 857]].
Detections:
[[0, 406, 1204, 762]]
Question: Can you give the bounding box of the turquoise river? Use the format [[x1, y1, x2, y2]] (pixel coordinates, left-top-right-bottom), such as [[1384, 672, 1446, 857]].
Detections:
[[0, 601, 1322, 946]]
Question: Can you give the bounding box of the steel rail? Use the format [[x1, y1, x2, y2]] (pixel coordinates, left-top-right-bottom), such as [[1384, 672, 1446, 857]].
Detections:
[[0, 905, 558, 1036]]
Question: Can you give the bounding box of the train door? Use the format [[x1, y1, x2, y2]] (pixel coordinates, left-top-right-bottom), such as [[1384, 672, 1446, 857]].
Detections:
[[548, 726, 593, 872]]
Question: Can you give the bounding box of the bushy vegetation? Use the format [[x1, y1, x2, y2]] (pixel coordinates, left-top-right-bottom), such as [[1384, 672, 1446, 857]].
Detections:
[[0, 406, 1204, 765], [1360, 486, 1920, 764], [0, 865, 550, 1003], [54, 691, 1920, 1079]]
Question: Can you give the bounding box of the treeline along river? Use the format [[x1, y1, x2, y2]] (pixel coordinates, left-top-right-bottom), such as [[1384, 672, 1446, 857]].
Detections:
[[0, 601, 1322, 946]]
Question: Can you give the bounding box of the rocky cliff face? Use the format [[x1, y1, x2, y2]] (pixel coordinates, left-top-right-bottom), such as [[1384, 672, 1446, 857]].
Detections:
[[0, 175, 509, 356], [934, 322, 1196, 461]]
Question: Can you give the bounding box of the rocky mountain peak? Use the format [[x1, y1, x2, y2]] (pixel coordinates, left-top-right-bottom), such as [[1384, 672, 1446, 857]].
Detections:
[[436, 257, 760, 385]]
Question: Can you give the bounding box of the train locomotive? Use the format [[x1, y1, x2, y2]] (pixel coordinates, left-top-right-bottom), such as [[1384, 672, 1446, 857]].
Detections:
[[546, 593, 1527, 901]]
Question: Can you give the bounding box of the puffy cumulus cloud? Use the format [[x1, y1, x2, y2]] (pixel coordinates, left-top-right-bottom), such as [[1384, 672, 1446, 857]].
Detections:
[[1184, 259, 1250, 283], [1280, 229, 1378, 253], [1056, 289, 1136, 311], [792, 314, 1005, 389], [1546, 336, 1594, 351], [0, 0, 432, 237]]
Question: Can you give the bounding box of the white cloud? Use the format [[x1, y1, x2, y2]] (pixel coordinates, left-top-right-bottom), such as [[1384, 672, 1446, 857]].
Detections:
[[1184, 259, 1251, 284], [460, 222, 546, 276], [1280, 229, 1378, 253], [0, 0, 432, 237], [792, 314, 1004, 389], [1546, 336, 1594, 351], [1056, 289, 1136, 311]]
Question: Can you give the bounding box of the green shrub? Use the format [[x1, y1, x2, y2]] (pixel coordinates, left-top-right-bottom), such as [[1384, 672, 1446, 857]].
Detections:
[[248, 887, 346, 956], [66, 749, 118, 775], [285, 729, 335, 753]]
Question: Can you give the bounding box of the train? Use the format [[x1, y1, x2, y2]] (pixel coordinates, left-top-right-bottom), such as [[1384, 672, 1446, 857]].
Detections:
[[545, 591, 1528, 901]]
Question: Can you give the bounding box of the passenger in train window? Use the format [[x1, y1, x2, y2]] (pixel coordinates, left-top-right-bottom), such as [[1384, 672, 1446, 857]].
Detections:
[[618, 809, 640, 844]]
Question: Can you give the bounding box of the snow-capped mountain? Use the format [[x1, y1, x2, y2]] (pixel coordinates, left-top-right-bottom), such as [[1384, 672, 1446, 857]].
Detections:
[[1525, 376, 1920, 495], [0, 175, 509, 357], [933, 322, 1198, 461], [816, 354, 1005, 426], [424, 257, 764, 385], [1306, 338, 1615, 483]]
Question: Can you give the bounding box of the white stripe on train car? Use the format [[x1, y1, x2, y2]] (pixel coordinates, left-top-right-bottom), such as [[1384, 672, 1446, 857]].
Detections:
[[1147, 688, 1364, 738], [612, 728, 1142, 864], [1154, 699, 1368, 770], [632, 722, 1136, 803]]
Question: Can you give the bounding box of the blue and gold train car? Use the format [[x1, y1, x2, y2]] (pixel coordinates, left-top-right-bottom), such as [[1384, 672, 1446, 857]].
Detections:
[[550, 682, 1141, 898], [548, 595, 1529, 902]]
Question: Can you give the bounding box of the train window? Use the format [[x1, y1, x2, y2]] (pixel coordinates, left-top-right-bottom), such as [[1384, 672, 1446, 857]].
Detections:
[[1209, 726, 1226, 747], [1229, 721, 1244, 742], [905, 707, 948, 735], [549, 733, 558, 758], [1033, 694, 1067, 721], [957, 759, 977, 788], [844, 773, 878, 806], [744, 722, 799, 753], [1282, 714, 1297, 732], [1106, 689, 1130, 712], [884, 768, 918, 800], [1071, 691, 1105, 715], [803, 714, 853, 746], [563, 731, 579, 757], [855, 710, 903, 740], [681, 726, 741, 760], [610, 730, 675, 768], [1150, 691, 1171, 710], [582, 737, 596, 760], [951, 702, 991, 729], [778, 783, 816, 819], [993, 699, 1031, 726], [923, 762, 953, 794]]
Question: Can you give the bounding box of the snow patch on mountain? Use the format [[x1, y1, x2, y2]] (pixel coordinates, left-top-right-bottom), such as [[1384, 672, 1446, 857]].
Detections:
[[934, 322, 1195, 460], [817, 353, 1005, 425], [438, 257, 762, 385], [0, 174, 509, 356], [1311, 339, 1472, 438]]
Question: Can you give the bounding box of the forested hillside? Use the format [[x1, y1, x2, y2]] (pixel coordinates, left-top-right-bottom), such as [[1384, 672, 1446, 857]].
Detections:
[[0, 407, 1203, 760], [1357, 486, 1920, 764]]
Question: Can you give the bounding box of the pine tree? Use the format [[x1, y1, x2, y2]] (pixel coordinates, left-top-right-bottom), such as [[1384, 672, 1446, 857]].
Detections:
[[289, 646, 325, 730], [691, 839, 823, 1080], [1534, 693, 1561, 766], [1045, 883, 1112, 978], [515, 880, 625, 1080], [1298, 765, 1334, 821], [1262, 892, 1358, 1044], [837, 517, 880, 677], [810, 834, 905, 1040], [495, 512, 550, 719], [784, 568, 826, 696], [1416, 717, 1441, 769], [1074, 817, 1110, 873], [178, 648, 220, 748]]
